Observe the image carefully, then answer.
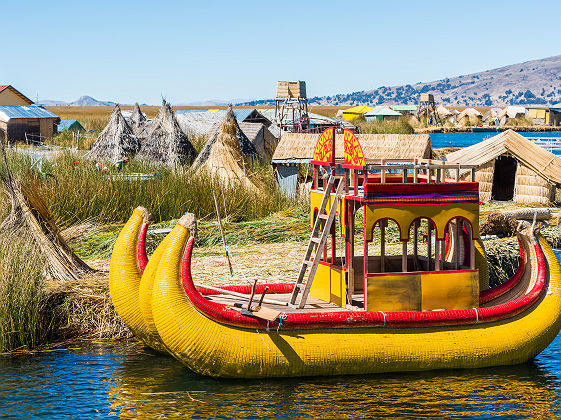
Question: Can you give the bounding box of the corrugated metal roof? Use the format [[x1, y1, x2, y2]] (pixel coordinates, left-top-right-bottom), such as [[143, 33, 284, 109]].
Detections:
[[365, 106, 402, 116], [58, 119, 85, 131], [233, 108, 254, 122], [389, 104, 417, 111], [0, 105, 59, 122]]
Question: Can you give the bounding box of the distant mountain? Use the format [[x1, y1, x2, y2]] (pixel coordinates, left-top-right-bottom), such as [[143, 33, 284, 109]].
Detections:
[[39, 95, 115, 106], [69, 96, 115, 106], [241, 55, 561, 107]]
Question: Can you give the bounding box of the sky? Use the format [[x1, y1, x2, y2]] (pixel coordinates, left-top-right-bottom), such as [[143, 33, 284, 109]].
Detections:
[[2, 0, 561, 105]]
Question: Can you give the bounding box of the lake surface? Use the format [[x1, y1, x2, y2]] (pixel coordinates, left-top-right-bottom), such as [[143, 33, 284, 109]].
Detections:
[[429, 131, 561, 155], [1, 250, 560, 419]]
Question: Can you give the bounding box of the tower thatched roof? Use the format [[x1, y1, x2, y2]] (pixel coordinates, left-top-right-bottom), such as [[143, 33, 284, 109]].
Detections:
[[136, 100, 197, 165], [129, 103, 146, 134], [192, 108, 260, 190], [89, 104, 140, 162]]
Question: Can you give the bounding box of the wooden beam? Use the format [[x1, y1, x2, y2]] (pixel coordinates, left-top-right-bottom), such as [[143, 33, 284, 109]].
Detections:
[[380, 220, 386, 273], [427, 221, 432, 271], [455, 220, 461, 270], [413, 220, 418, 258], [434, 238, 440, 271]]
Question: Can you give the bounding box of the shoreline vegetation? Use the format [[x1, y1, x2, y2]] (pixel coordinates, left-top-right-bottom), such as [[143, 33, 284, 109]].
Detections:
[[0, 109, 560, 353]]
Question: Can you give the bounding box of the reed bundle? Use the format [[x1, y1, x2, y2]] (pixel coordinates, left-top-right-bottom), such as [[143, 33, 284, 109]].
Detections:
[[0, 139, 97, 282], [88, 104, 140, 162]]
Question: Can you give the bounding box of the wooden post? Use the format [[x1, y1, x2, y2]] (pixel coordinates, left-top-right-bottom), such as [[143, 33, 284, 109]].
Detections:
[[363, 206, 368, 309], [428, 159, 432, 183], [402, 241, 408, 272], [380, 220, 386, 273], [413, 220, 418, 259], [313, 166, 318, 190], [347, 204, 355, 299], [471, 168, 475, 182], [413, 159, 418, 183], [469, 225, 476, 270], [381, 159, 386, 183], [440, 239, 446, 269], [436, 168, 441, 183], [455, 220, 461, 269], [456, 164, 461, 182], [427, 221, 432, 271], [434, 237, 441, 271], [402, 165, 407, 183], [353, 169, 358, 196], [213, 189, 233, 276]]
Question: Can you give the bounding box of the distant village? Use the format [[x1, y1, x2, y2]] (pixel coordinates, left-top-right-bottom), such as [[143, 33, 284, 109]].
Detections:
[[1, 82, 561, 146]]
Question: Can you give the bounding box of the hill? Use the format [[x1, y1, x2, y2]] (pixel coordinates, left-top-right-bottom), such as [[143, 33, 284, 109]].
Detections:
[[39, 95, 115, 107], [241, 55, 561, 107]]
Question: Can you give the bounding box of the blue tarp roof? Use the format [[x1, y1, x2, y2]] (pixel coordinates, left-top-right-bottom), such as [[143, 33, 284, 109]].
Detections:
[[0, 105, 59, 121]]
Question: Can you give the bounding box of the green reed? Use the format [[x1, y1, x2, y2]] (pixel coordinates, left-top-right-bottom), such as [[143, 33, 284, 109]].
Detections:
[[0, 234, 50, 352], [5, 150, 293, 227]]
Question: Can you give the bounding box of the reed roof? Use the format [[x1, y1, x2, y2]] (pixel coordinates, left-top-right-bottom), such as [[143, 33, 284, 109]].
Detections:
[[446, 129, 561, 185], [129, 103, 146, 134], [136, 100, 197, 165], [457, 108, 482, 118], [272, 133, 431, 163], [88, 104, 140, 162], [436, 105, 453, 117], [192, 108, 260, 190], [239, 121, 279, 160]]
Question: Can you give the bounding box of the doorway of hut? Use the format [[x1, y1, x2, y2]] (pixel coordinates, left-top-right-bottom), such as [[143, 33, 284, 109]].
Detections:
[[491, 155, 517, 201]]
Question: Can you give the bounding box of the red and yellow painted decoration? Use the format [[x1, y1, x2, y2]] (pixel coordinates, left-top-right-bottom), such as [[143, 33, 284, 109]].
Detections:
[[311, 128, 335, 166], [343, 129, 365, 168]]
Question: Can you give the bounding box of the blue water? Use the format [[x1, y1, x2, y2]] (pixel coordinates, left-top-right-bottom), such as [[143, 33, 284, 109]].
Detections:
[[0, 251, 560, 419], [429, 131, 561, 155]]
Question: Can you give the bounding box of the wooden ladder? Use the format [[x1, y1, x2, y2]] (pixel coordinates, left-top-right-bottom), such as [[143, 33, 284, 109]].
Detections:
[[289, 175, 345, 309]]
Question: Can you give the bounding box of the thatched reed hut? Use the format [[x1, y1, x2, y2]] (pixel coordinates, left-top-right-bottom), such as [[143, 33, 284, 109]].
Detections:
[[446, 130, 561, 205], [192, 108, 259, 190], [272, 133, 432, 196], [457, 108, 482, 126], [137, 100, 197, 165], [88, 104, 140, 162], [128, 103, 146, 134], [239, 122, 279, 160]]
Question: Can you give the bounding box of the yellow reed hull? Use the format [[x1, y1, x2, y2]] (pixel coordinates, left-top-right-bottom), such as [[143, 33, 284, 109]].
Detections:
[[151, 221, 561, 378], [109, 207, 167, 353]]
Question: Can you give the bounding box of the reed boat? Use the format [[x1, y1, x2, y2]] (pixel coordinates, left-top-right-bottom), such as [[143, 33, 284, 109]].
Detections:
[[110, 129, 561, 378]]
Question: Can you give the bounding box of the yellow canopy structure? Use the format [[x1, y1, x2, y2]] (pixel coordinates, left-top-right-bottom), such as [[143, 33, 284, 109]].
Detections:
[[342, 105, 374, 121]]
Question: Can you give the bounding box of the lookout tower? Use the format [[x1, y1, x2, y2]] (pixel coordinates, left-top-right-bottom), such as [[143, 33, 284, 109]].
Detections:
[[274, 81, 309, 132], [418, 93, 441, 126]]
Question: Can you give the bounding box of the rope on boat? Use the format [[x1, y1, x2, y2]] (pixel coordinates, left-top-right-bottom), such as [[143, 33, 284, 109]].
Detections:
[[473, 308, 479, 324], [379, 311, 386, 327], [256, 329, 270, 351]]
